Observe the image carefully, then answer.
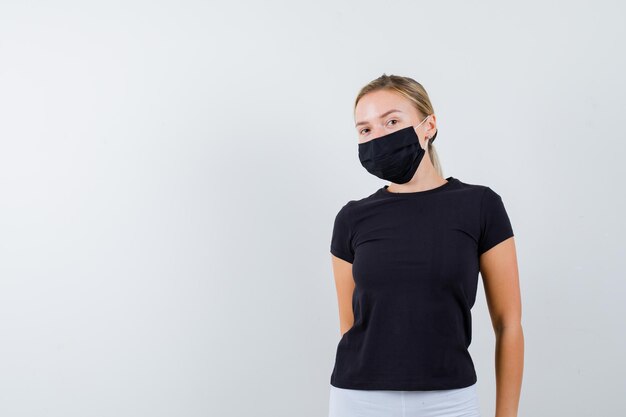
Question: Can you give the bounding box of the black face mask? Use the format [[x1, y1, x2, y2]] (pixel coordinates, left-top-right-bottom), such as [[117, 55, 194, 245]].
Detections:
[[358, 117, 437, 184]]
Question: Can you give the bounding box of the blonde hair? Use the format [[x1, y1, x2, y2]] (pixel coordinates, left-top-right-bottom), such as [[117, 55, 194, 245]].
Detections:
[[354, 74, 443, 178]]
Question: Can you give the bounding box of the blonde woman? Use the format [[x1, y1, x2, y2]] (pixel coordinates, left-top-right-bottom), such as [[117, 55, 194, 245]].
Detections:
[[328, 75, 523, 417]]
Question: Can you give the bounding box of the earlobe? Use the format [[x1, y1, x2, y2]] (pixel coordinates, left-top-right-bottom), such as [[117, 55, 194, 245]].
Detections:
[[429, 129, 438, 143]]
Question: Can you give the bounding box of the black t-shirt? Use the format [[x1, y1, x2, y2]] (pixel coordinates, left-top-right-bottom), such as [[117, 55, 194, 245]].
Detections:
[[329, 176, 514, 390]]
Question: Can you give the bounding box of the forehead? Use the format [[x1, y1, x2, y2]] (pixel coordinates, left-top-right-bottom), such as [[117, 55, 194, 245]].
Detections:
[[354, 90, 414, 126]]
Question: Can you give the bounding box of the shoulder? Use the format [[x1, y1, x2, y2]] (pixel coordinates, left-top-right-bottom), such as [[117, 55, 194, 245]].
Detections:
[[335, 188, 380, 213], [456, 179, 514, 231], [332, 189, 380, 226], [454, 177, 489, 192], [454, 178, 504, 200]]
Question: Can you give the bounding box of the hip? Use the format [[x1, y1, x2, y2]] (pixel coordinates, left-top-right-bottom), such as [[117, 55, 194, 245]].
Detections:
[[328, 381, 481, 417]]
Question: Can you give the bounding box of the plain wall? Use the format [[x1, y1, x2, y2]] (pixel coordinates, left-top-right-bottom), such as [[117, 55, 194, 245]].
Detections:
[[1, 0, 625, 416]]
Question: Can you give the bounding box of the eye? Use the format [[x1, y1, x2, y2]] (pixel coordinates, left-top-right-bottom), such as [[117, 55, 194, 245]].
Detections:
[[387, 119, 398, 126], [359, 128, 370, 135]]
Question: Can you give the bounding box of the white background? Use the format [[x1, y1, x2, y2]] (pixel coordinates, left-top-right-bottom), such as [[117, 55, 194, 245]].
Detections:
[[1, 1, 625, 416]]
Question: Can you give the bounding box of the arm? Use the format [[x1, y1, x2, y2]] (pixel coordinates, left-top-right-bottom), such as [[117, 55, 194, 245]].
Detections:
[[480, 236, 524, 417], [331, 255, 356, 337]]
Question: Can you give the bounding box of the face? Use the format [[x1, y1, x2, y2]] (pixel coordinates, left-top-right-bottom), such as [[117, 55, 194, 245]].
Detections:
[[354, 89, 437, 147]]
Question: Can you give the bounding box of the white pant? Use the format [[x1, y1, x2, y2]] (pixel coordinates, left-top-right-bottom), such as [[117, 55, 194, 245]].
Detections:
[[328, 382, 482, 417]]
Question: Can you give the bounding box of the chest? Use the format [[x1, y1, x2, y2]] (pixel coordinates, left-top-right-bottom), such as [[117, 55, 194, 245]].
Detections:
[[351, 201, 481, 291]]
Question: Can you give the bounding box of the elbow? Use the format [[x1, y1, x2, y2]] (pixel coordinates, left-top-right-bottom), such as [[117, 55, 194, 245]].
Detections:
[[494, 321, 523, 335]]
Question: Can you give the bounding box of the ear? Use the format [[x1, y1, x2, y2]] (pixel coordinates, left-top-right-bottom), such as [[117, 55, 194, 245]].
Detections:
[[425, 114, 437, 143], [429, 129, 439, 143]]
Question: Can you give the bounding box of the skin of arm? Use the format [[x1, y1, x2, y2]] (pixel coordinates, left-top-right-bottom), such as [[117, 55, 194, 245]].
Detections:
[[331, 255, 356, 337], [479, 236, 524, 417]]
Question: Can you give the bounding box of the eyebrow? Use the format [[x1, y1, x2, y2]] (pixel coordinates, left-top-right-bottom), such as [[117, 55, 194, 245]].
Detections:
[[355, 109, 404, 128]]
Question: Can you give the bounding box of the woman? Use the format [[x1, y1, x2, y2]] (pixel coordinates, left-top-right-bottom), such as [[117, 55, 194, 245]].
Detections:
[[328, 74, 523, 417]]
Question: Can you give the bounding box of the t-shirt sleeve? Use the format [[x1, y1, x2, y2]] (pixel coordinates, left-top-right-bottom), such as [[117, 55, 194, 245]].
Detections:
[[330, 204, 355, 264], [477, 187, 515, 256]]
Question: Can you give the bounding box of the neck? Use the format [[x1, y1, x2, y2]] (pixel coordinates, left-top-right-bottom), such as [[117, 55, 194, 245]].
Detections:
[[386, 161, 446, 193]]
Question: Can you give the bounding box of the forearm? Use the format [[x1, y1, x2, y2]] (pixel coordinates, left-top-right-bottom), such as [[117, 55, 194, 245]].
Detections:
[[494, 324, 524, 417]]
